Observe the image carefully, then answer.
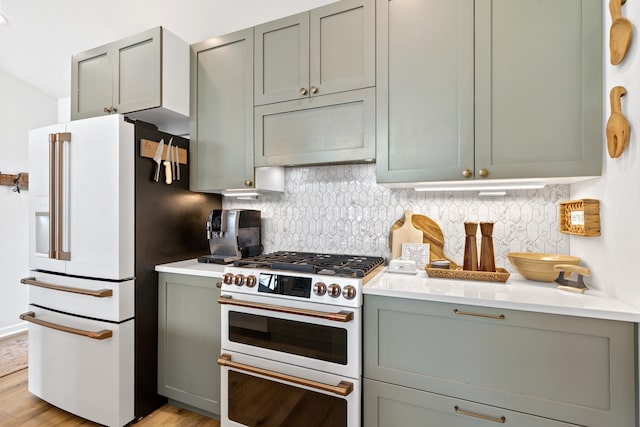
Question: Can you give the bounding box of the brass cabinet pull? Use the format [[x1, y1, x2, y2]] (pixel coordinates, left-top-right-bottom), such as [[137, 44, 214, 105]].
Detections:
[[453, 309, 505, 320], [218, 353, 353, 396], [300, 87, 308, 96], [454, 406, 506, 423], [310, 85, 318, 94], [217, 295, 354, 322], [103, 107, 110, 113], [462, 169, 473, 178], [478, 168, 489, 177], [21, 277, 113, 298], [244, 179, 253, 187], [19, 311, 113, 340]]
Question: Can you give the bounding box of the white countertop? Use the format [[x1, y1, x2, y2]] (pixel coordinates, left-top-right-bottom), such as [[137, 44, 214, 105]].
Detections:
[[364, 268, 640, 322], [155, 258, 227, 277]]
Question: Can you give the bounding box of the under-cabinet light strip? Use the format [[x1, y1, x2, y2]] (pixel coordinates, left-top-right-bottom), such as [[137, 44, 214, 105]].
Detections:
[[414, 184, 546, 192]]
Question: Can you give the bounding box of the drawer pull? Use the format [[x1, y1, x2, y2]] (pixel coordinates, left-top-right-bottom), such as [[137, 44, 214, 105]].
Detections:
[[19, 311, 113, 340], [454, 406, 506, 423], [218, 295, 354, 322], [21, 277, 113, 298], [218, 353, 353, 396], [453, 309, 505, 320]]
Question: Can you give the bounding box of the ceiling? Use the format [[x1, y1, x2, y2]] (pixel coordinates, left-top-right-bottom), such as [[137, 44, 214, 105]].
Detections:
[[0, 0, 334, 100]]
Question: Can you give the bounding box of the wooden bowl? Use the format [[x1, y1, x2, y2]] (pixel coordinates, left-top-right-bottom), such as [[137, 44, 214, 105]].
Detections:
[[506, 252, 580, 282]]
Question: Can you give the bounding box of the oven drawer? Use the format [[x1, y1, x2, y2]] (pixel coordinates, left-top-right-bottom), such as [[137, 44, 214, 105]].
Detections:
[[219, 351, 360, 427], [23, 305, 134, 427], [23, 270, 133, 322], [220, 292, 360, 378]]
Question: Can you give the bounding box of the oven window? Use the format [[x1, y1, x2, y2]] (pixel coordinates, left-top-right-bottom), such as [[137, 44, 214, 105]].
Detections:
[[228, 370, 347, 427], [229, 311, 348, 365]]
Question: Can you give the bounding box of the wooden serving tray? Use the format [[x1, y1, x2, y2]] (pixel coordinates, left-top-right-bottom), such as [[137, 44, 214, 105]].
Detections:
[[425, 265, 510, 283]]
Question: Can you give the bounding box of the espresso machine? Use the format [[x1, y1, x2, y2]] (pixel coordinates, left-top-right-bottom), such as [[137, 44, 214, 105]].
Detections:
[[198, 209, 262, 264]]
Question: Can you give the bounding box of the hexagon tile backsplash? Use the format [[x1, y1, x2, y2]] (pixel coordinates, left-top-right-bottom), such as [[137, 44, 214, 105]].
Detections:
[[224, 163, 570, 268]]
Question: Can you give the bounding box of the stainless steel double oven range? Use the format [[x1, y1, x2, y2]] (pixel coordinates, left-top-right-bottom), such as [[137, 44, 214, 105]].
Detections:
[[218, 251, 385, 427]]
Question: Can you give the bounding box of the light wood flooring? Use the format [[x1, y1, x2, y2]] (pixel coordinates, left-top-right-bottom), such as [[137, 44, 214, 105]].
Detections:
[[0, 368, 220, 426]]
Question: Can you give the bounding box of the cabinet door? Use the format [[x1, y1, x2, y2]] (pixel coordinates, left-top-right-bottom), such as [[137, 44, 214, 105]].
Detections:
[[71, 47, 113, 120], [190, 28, 255, 191], [113, 27, 162, 115], [474, 0, 602, 179], [309, 0, 375, 96], [255, 87, 375, 166], [158, 273, 221, 416], [376, 0, 475, 183], [363, 295, 637, 427], [255, 13, 310, 105], [364, 379, 573, 427]]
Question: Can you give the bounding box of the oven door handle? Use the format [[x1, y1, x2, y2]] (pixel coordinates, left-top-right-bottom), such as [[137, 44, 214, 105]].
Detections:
[[19, 311, 113, 340], [218, 353, 354, 396], [217, 295, 354, 322], [21, 277, 113, 298]]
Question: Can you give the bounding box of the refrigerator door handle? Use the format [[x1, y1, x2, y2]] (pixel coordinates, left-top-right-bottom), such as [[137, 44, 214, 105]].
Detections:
[[48, 133, 56, 259], [55, 132, 71, 261], [19, 311, 113, 340]]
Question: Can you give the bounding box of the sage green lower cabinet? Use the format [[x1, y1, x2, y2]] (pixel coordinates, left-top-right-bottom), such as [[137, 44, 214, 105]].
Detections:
[[363, 295, 637, 427], [254, 87, 375, 166], [158, 272, 221, 417], [364, 379, 573, 426]]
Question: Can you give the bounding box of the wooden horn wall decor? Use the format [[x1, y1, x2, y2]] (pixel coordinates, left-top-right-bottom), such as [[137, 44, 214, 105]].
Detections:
[[610, 0, 633, 65], [606, 86, 630, 158]]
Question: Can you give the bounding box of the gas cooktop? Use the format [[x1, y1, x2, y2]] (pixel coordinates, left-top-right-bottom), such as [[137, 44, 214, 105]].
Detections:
[[233, 251, 386, 278]]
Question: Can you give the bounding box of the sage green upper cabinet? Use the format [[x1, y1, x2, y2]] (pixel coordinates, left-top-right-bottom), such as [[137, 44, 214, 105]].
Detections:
[[71, 27, 189, 135], [190, 28, 255, 192], [254, 0, 376, 167], [376, 0, 603, 184], [254, 0, 375, 106]]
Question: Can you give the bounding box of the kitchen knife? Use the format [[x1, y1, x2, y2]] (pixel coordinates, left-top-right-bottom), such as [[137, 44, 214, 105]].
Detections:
[[174, 144, 181, 180], [171, 141, 177, 179], [164, 138, 173, 184], [153, 139, 164, 182]]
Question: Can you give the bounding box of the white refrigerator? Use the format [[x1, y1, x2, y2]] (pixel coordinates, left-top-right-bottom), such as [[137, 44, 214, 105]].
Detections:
[[22, 114, 220, 426]]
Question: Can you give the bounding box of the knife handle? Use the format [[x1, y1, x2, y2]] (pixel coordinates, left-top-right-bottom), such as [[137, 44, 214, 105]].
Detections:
[[164, 161, 172, 184]]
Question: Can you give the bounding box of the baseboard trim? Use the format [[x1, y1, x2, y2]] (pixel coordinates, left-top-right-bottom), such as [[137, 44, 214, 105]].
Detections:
[[0, 322, 28, 340]]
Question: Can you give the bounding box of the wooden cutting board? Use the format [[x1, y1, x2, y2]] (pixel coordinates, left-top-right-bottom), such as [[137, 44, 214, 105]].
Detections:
[[388, 213, 458, 267], [390, 211, 423, 259]]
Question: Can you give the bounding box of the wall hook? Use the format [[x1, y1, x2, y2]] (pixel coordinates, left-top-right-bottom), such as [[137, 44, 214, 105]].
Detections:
[[13, 173, 21, 193], [0, 172, 29, 193]]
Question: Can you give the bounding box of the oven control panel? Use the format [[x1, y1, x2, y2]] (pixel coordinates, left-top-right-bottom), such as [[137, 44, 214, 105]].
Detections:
[[222, 267, 364, 307]]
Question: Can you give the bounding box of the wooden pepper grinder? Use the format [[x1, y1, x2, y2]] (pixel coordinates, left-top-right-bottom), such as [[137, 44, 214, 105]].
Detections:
[[479, 222, 496, 272], [463, 222, 478, 271]]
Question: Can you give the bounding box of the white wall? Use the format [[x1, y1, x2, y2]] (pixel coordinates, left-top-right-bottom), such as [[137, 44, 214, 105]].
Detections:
[[571, 0, 639, 308], [0, 69, 57, 337]]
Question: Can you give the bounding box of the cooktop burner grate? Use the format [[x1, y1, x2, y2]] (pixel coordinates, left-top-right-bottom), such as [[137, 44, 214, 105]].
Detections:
[[233, 251, 386, 278]]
